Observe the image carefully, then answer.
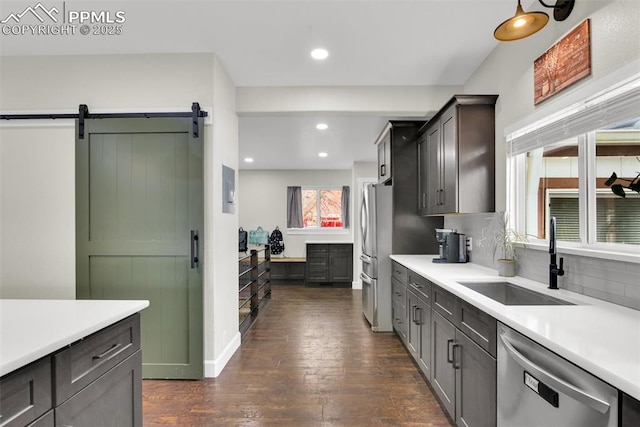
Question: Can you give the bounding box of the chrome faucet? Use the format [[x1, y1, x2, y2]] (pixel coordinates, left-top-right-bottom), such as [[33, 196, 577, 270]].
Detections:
[[549, 216, 565, 289]]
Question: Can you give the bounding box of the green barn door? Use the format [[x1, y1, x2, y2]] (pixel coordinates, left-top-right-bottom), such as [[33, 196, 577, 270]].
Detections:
[[76, 118, 203, 379]]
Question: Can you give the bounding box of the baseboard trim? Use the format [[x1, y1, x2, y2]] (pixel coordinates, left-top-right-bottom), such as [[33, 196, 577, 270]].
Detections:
[[204, 331, 241, 378], [352, 280, 362, 290]]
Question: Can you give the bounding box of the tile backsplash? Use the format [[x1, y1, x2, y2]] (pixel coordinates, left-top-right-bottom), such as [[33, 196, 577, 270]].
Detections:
[[445, 213, 640, 311]]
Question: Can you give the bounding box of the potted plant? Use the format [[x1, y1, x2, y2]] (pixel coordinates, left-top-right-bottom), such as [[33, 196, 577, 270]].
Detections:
[[479, 212, 528, 277]]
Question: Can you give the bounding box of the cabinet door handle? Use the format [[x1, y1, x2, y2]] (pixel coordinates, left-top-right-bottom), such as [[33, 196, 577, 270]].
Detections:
[[452, 343, 460, 369], [191, 230, 200, 269], [446, 339, 454, 364], [380, 164, 386, 177], [414, 307, 421, 325]]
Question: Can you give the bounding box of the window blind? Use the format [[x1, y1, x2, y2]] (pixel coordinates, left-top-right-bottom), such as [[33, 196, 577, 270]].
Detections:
[[509, 77, 640, 156], [549, 196, 640, 244]]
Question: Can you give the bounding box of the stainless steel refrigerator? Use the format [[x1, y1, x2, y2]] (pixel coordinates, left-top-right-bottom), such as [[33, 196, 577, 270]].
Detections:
[[360, 183, 393, 332]]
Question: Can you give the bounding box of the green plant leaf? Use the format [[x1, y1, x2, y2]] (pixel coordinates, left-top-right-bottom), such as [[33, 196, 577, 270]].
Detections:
[[611, 184, 627, 198], [604, 172, 618, 187], [630, 181, 640, 193]]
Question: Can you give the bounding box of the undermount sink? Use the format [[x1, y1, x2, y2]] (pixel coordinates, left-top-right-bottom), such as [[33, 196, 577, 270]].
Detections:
[[456, 281, 575, 306]]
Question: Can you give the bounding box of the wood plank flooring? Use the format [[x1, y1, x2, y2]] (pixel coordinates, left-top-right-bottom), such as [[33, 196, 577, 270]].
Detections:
[[143, 284, 454, 426]]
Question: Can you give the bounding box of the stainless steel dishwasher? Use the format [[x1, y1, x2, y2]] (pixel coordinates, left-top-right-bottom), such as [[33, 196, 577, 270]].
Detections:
[[497, 323, 618, 427]]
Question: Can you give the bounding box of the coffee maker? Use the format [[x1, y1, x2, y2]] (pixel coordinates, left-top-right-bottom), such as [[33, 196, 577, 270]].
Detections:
[[433, 229, 455, 263], [433, 229, 469, 263]]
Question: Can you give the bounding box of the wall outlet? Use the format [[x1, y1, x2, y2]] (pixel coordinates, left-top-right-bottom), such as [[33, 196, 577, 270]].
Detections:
[[467, 237, 473, 251]]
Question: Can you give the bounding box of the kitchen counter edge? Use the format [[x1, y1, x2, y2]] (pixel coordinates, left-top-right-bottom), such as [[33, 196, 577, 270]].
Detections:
[[0, 299, 150, 377]]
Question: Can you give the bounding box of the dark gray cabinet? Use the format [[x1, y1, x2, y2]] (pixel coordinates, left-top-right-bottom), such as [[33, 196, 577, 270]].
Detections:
[[0, 357, 52, 427], [419, 95, 498, 215], [329, 244, 352, 281], [306, 244, 352, 284], [455, 330, 496, 427], [270, 260, 305, 281], [407, 272, 432, 380], [391, 262, 408, 343], [622, 392, 640, 426], [306, 244, 329, 282], [417, 134, 430, 216], [392, 261, 498, 427], [374, 121, 443, 254], [56, 351, 142, 427], [0, 314, 142, 427], [377, 130, 392, 184], [431, 310, 457, 417], [431, 283, 497, 427]]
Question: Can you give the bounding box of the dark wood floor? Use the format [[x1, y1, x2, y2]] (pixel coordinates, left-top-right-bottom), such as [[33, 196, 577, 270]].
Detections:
[[143, 284, 454, 426]]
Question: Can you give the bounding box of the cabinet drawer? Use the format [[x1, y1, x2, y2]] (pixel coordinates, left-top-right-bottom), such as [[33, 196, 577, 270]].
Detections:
[[458, 299, 497, 357], [54, 314, 140, 405], [392, 276, 407, 303], [329, 244, 352, 253], [55, 351, 142, 427], [307, 259, 328, 268], [0, 357, 52, 427], [391, 261, 408, 284], [432, 285, 458, 326], [307, 245, 329, 255], [408, 271, 431, 302]]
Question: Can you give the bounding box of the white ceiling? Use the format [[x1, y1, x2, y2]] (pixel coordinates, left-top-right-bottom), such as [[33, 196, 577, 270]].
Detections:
[[0, 0, 520, 169]]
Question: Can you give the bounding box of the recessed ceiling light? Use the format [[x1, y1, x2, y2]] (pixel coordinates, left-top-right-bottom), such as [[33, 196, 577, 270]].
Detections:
[[318, 152, 328, 158], [316, 123, 328, 130], [244, 157, 254, 163], [311, 48, 329, 60]]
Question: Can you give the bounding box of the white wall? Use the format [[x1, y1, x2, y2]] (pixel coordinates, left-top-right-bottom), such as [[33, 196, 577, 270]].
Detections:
[[237, 85, 463, 116], [0, 126, 75, 298], [0, 53, 239, 376], [238, 169, 353, 257], [464, 0, 640, 211], [206, 57, 241, 376]]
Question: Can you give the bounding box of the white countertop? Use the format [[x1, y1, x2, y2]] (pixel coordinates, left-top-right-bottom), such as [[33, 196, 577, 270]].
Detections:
[[0, 299, 149, 377], [390, 255, 640, 400]]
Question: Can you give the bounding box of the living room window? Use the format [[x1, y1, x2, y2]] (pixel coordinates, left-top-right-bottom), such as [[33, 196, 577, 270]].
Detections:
[[302, 188, 344, 228], [287, 186, 350, 233], [508, 73, 640, 258]]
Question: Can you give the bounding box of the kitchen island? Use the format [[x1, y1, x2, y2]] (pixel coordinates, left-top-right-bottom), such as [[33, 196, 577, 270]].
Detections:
[[0, 299, 149, 427]]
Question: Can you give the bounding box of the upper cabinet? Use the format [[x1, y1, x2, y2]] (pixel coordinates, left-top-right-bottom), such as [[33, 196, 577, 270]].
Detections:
[[418, 95, 498, 216], [376, 129, 392, 184]]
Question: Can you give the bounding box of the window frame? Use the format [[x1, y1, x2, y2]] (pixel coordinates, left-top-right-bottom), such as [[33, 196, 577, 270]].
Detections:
[[507, 71, 640, 263], [286, 186, 349, 235]]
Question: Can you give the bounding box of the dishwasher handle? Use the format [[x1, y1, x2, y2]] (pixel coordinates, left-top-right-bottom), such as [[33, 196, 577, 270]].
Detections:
[[499, 333, 611, 414]]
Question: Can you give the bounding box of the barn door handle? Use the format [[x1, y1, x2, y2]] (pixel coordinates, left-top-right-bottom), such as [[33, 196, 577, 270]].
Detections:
[[191, 230, 200, 268]]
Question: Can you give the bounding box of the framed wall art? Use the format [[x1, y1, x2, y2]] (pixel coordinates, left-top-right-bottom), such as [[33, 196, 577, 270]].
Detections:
[[534, 19, 591, 105]]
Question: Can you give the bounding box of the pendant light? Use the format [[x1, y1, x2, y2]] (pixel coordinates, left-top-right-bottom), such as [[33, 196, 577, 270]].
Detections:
[[494, 0, 576, 42]]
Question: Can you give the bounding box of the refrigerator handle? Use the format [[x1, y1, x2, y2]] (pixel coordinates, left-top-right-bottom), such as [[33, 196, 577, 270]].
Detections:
[[360, 254, 373, 264], [360, 272, 373, 285], [360, 190, 368, 247]]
